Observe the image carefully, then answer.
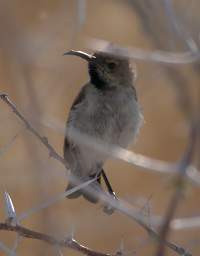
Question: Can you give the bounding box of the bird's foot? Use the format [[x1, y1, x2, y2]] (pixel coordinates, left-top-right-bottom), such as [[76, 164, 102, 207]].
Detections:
[[103, 191, 118, 215]]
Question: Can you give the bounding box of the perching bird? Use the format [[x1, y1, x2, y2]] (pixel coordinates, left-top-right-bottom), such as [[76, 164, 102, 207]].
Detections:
[[63, 49, 143, 203]]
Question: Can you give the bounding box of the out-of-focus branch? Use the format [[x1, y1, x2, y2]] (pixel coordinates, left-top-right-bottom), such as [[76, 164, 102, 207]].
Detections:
[[171, 216, 200, 230], [87, 37, 200, 64], [155, 121, 197, 256], [163, 0, 198, 52], [0, 222, 113, 256], [1, 93, 199, 184], [18, 178, 96, 222], [0, 132, 20, 157], [0, 241, 15, 255], [77, 0, 87, 26], [39, 115, 200, 185]]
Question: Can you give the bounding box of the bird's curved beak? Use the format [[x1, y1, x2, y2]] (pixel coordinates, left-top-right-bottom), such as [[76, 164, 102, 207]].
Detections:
[[63, 50, 95, 62]]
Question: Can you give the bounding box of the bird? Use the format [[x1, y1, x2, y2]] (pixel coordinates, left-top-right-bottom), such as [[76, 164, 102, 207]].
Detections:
[[63, 49, 143, 203]]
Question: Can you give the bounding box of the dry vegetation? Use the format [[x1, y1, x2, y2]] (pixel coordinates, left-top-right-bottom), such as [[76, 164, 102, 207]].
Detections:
[[0, 1, 200, 255]]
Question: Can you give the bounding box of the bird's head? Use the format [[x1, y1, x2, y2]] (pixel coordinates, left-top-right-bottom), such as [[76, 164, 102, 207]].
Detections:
[[64, 50, 136, 90]]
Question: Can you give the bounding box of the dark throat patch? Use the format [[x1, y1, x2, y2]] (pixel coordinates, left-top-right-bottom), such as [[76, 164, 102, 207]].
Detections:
[[89, 64, 107, 90]]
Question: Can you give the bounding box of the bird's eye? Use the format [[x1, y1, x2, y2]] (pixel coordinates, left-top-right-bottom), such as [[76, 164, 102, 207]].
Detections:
[[107, 62, 117, 70]]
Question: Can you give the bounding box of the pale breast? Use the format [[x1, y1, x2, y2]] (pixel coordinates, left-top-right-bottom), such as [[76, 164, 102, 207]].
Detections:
[[85, 85, 143, 147], [67, 84, 142, 146]]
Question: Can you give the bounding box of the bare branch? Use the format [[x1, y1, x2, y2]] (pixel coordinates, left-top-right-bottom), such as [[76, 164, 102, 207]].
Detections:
[[11, 234, 22, 256], [163, 0, 198, 52], [39, 115, 200, 185], [18, 178, 96, 222], [65, 127, 200, 186], [0, 222, 113, 256], [0, 132, 20, 157], [77, 0, 87, 26], [0, 241, 14, 255], [171, 216, 200, 230], [155, 122, 197, 256], [86, 37, 200, 64], [0, 93, 67, 167]]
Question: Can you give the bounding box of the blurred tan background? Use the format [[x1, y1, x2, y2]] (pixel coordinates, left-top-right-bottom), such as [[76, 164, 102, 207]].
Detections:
[[0, 0, 200, 255]]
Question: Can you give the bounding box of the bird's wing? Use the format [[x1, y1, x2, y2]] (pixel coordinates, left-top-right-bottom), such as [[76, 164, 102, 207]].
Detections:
[[131, 85, 137, 101], [70, 83, 88, 111], [63, 84, 89, 159]]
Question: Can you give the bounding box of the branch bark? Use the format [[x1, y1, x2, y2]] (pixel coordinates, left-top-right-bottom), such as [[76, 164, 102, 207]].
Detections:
[[0, 222, 114, 256]]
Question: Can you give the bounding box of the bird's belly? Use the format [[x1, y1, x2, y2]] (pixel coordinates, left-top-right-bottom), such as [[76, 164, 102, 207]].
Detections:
[[93, 100, 141, 147], [74, 97, 141, 144]]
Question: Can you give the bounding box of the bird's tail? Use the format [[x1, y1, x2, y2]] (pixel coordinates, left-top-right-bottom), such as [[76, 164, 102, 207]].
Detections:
[[65, 182, 82, 199], [66, 174, 101, 204]]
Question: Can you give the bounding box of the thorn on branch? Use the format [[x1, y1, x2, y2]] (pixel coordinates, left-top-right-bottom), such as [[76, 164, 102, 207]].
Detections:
[[115, 239, 124, 256], [0, 222, 115, 256], [3, 192, 17, 226]]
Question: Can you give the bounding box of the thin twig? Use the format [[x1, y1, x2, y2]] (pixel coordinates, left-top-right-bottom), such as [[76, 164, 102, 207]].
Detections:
[[18, 178, 96, 222], [171, 216, 200, 230], [77, 0, 87, 26], [87, 37, 200, 64], [0, 93, 67, 167], [155, 122, 197, 256], [0, 241, 14, 255], [0, 222, 113, 256], [11, 234, 22, 256], [0, 131, 20, 157], [163, 0, 198, 52]]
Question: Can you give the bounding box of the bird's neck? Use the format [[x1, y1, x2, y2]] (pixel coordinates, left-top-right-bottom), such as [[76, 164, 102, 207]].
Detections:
[[89, 65, 108, 90]]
